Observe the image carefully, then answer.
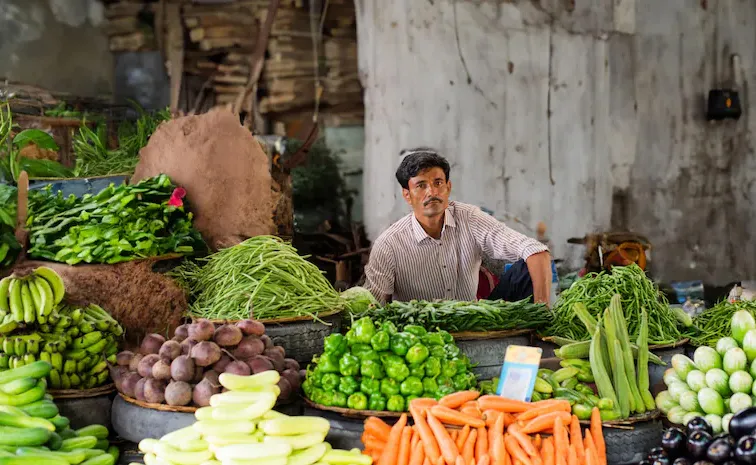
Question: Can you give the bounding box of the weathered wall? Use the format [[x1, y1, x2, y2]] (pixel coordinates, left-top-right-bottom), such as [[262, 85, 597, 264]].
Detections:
[[356, 0, 756, 284], [0, 0, 112, 97]]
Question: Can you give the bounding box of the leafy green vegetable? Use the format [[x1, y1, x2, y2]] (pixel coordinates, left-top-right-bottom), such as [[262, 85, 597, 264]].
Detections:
[[340, 287, 378, 314]]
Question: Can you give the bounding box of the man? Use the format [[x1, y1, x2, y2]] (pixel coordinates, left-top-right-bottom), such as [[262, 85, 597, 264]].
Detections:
[[364, 148, 552, 305]]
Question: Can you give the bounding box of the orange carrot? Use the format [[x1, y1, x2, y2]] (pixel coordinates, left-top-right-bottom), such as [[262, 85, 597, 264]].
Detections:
[[533, 435, 542, 450], [503, 450, 511, 465], [398, 427, 413, 465], [412, 406, 442, 465], [440, 390, 481, 409], [567, 443, 578, 465], [584, 431, 600, 465], [460, 406, 484, 420], [371, 450, 383, 462], [431, 405, 487, 429], [378, 413, 407, 465], [456, 456, 466, 465], [462, 428, 478, 464], [475, 426, 488, 462], [507, 425, 538, 458], [553, 416, 567, 465], [478, 396, 532, 413], [437, 457, 446, 465], [412, 429, 421, 452], [504, 434, 532, 465], [451, 430, 459, 442], [568, 416, 584, 464], [423, 459, 431, 465], [484, 410, 501, 428], [462, 401, 480, 410], [457, 425, 471, 450], [540, 438, 554, 465], [365, 417, 392, 442], [427, 411, 461, 465], [590, 408, 606, 465], [410, 441, 427, 465], [477, 455, 490, 465], [490, 409, 505, 459], [411, 398, 440, 412], [494, 434, 507, 465], [515, 402, 571, 423], [364, 435, 386, 451], [521, 412, 572, 435]]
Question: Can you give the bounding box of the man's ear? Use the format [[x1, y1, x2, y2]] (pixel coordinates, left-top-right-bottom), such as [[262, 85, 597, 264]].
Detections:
[[402, 188, 411, 204], [447, 180, 452, 196]]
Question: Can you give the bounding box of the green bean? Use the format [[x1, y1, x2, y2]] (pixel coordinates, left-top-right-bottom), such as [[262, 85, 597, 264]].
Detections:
[[544, 264, 682, 345], [174, 236, 343, 321], [691, 300, 756, 347]]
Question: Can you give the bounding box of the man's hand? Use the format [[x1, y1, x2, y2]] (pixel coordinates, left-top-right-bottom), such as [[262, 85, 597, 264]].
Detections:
[[526, 251, 552, 307]]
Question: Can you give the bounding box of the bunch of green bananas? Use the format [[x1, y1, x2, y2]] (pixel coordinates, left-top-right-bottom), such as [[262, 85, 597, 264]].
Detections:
[[36, 304, 122, 390], [0, 267, 65, 328]]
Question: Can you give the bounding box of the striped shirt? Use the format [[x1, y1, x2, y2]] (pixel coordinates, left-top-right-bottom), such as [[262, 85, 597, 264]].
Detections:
[[364, 201, 549, 303]]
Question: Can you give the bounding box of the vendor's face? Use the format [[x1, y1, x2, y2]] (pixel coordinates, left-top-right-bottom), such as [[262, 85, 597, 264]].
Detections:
[[403, 167, 451, 218]]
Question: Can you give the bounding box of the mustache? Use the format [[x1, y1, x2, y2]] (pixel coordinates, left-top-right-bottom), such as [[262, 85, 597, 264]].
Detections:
[[423, 197, 443, 206]]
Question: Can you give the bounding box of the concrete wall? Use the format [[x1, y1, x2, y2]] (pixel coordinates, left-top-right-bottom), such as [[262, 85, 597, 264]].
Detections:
[[355, 0, 756, 284], [0, 0, 112, 97]]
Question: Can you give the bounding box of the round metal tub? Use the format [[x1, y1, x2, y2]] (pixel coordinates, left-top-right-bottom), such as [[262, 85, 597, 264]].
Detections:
[[263, 312, 343, 367]]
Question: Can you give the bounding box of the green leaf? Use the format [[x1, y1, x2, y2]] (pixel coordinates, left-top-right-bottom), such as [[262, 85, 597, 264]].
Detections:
[[13, 129, 60, 150], [19, 158, 73, 179]]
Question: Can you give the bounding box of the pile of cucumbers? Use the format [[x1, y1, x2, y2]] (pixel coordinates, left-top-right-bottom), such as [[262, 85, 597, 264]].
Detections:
[[0, 268, 65, 328], [0, 267, 122, 390], [535, 361, 617, 420], [0, 360, 118, 465]]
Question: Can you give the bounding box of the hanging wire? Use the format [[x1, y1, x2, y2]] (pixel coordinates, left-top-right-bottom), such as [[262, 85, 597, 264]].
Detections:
[[308, 0, 330, 123]]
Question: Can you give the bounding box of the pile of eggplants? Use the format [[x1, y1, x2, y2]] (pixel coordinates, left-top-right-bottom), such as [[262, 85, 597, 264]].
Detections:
[[640, 407, 756, 464]]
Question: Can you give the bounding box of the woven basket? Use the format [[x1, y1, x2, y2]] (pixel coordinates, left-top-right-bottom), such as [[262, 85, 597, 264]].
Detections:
[[48, 383, 116, 399]]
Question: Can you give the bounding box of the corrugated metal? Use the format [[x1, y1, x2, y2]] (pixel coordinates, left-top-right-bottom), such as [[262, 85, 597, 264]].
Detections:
[[357, 0, 756, 284]]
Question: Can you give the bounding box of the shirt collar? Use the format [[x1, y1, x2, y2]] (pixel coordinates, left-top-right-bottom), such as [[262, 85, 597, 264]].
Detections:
[[410, 202, 457, 243]]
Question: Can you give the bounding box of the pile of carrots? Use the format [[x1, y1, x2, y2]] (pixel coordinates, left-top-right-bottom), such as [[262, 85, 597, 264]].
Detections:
[[362, 391, 607, 465]]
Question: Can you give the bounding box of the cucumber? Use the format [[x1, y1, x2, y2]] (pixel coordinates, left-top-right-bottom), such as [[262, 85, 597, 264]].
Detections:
[[78, 449, 106, 459], [0, 411, 55, 431], [0, 382, 45, 406], [19, 400, 59, 419], [106, 445, 119, 464], [0, 378, 38, 395], [48, 431, 63, 450], [0, 361, 51, 384], [94, 439, 109, 450], [75, 425, 108, 440], [60, 436, 98, 452], [16, 447, 87, 465], [80, 454, 115, 465], [59, 429, 76, 440], [0, 456, 68, 465], [0, 425, 51, 446]]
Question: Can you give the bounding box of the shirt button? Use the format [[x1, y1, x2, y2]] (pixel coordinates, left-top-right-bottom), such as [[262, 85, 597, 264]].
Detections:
[[443, 265, 446, 268]]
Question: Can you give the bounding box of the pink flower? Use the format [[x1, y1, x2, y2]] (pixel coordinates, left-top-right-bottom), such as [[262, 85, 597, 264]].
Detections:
[[168, 187, 187, 207]]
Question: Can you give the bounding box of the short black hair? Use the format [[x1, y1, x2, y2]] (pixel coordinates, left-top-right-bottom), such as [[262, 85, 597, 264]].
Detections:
[[395, 148, 451, 189]]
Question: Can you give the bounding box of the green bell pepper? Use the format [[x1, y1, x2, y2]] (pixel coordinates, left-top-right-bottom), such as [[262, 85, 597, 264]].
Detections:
[[430, 346, 446, 358], [437, 376, 453, 390], [369, 393, 387, 411], [438, 330, 454, 344], [309, 369, 324, 387], [332, 392, 348, 408], [321, 373, 341, 392], [410, 364, 425, 378], [387, 395, 405, 412], [424, 357, 441, 378], [324, 334, 348, 357], [443, 344, 461, 359], [404, 325, 427, 337], [370, 330, 390, 352], [422, 377, 439, 396], [309, 387, 326, 404], [351, 343, 375, 360], [441, 360, 458, 378], [338, 376, 359, 395], [318, 353, 341, 374], [360, 378, 381, 397], [400, 376, 424, 397], [347, 392, 369, 410], [380, 321, 398, 335], [361, 360, 384, 379], [453, 372, 476, 391], [406, 344, 430, 365], [381, 378, 401, 397], [339, 353, 361, 377], [390, 333, 412, 357], [349, 317, 376, 345], [422, 333, 445, 346], [302, 378, 314, 396], [384, 357, 410, 381], [437, 385, 455, 398]]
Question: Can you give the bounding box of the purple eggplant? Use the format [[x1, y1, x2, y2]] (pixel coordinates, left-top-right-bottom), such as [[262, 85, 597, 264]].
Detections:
[[688, 431, 714, 461], [735, 435, 756, 464], [728, 407, 756, 441], [706, 437, 733, 464], [662, 428, 688, 459]]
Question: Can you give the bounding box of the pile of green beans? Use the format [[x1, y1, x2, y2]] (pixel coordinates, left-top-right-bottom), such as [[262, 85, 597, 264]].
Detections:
[[178, 236, 344, 321], [691, 300, 756, 347], [358, 298, 552, 333], [544, 264, 683, 345]]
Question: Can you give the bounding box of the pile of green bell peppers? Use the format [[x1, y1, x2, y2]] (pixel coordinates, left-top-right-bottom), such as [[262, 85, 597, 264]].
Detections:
[[303, 317, 478, 412]]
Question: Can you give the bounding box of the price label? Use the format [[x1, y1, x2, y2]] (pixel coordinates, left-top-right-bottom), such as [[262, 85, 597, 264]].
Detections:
[[496, 345, 543, 402]]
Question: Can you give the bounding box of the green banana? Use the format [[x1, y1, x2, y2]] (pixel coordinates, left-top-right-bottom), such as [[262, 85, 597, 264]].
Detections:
[[48, 370, 61, 389], [54, 315, 72, 329], [8, 278, 23, 322], [76, 360, 88, 373], [0, 355, 8, 369], [95, 370, 108, 385], [39, 352, 51, 364], [32, 277, 54, 317], [88, 361, 107, 375], [65, 349, 86, 361], [14, 338, 26, 356], [78, 321, 95, 334], [27, 280, 43, 317], [85, 339, 108, 355], [72, 332, 103, 350], [32, 267, 65, 305], [0, 315, 18, 334], [69, 309, 83, 325], [60, 374, 71, 390], [51, 353, 63, 372], [20, 281, 35, 324], [2, 338, 13, 356], [23, 354, 36, 364], [69, 374, 80, 388], [63, 360, 76, 374], [0, 277, 11, 316]]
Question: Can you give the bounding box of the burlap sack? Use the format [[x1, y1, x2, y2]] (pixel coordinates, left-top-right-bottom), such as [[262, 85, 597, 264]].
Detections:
[[132, 109, 275, 250]]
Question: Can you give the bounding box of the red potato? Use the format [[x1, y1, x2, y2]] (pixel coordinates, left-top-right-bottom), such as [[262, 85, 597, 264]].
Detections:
[[282, 368, 301, 392], [276, 377, 292, 401], [174, 324, 189, 342], [170, 355, 195, 383], [151, 359, 172, 381], [191, 341, 222, 367], [134, 378, 148, 401], [283, 358, 300, 372], [232, 336, 264, 359], [236, 319, 265, 336], [245, 355, 274, 374], [192, 378, 219, 407], [129, 354, 144, 372], [180, 339, 198, 356], [144, 378, 167, 404], [214, 325, 243, 347], [203, 370, 220, 386], [159, 341, 182, 361], [213, 354, 233, 373], [264, 353, 285, 373], [120, 372, 142, 398], [260, 335, 274, 350], [165, 381, 192, 406], [223, 361, 251, 376], [188, 320, 215, 341], [138, 354, 161, 378]]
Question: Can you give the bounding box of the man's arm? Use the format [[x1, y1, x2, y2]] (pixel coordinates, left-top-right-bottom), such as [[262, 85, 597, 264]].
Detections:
[[469, 207, 552, 305], [363, 238, 395, 305]]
